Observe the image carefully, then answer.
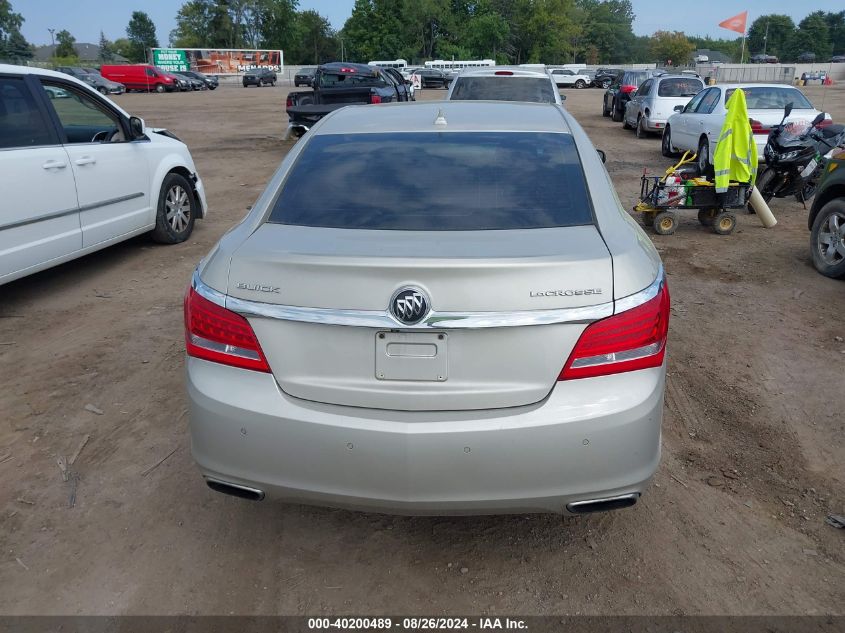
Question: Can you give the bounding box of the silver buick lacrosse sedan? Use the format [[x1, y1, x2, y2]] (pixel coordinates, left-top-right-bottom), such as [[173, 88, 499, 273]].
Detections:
[[185, 100, 669, 515]]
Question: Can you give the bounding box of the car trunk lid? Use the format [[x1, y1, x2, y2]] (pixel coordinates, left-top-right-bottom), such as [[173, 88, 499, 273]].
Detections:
[[226, 224, 613, 411]]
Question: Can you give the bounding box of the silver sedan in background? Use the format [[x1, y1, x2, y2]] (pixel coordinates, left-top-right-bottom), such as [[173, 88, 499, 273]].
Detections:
[[185, 101, 669, 515]]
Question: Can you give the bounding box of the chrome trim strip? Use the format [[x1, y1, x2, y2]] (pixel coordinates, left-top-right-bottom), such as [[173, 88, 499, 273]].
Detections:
[[0, 192, 146, 232], [614, 264, 665, 314], [0, 206, 79, 231], [78, 192, 144, 213], [190, 265, 664, 330]]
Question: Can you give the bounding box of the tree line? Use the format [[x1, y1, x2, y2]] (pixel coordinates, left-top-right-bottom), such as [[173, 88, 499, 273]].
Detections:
[[2, 0, 843, 67]]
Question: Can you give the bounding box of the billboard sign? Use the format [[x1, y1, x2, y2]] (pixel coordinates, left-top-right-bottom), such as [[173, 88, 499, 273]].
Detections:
[[151, 48, 283, 75]]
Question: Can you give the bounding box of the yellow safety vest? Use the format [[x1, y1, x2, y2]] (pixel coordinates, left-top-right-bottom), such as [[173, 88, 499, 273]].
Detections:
[[713, 88, 758, 192]]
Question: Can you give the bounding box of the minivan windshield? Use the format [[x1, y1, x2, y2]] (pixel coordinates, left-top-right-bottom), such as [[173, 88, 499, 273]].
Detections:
[[268, 132, 594, 231]]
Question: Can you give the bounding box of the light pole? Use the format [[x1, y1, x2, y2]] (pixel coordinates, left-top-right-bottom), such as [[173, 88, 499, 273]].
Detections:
[[48, 28, 56, 47], [762, 20, 769, 56]]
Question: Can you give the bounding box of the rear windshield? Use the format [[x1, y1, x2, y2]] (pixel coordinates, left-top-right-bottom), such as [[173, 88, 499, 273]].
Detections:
[[658, 78, 703, 97], [450, 77, 557, 103], [318, 72, 385, 88], [268, 132, 593, 231], [725, 86, 813, 110]]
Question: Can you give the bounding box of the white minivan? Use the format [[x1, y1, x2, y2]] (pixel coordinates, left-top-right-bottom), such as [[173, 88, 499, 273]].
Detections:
[[0, 64, 206, 286]]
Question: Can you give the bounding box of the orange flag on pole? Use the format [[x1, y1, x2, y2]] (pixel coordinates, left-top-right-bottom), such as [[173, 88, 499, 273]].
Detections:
[[719, 11, 748, 34]]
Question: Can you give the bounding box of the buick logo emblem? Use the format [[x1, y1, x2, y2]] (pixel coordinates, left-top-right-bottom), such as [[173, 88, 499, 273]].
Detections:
[[390, 287, 429, 325]]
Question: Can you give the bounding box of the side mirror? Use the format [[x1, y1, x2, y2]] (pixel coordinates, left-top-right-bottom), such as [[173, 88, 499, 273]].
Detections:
[[129, 116, 146, 139], [596, 149, 606, 163], [812, 112, 826, 126], [674, 105, 684, 112], [784, 102, 793, 118]]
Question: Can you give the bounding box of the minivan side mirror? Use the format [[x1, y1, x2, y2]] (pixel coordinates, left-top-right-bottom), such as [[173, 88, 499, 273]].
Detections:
[[129, 116, 146, 140]]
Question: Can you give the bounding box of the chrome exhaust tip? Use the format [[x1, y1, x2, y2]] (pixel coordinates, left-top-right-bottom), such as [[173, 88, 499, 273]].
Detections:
[[205, 477, 265, 501], [566, 493, 639, 514]]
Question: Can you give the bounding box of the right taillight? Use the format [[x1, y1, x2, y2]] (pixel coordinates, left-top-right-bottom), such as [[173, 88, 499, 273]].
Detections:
[[286, 96, 293, 108], [620, 85, 637, 94], [184, 287, 270, 372], [559, 281, 669, 380], [369, 94, 382, 104]]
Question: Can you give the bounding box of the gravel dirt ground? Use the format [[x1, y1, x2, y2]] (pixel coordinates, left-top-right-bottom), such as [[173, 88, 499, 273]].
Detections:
[[1, 82, 843, 616]]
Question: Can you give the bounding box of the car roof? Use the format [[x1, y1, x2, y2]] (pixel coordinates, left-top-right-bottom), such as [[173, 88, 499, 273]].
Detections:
[[319, 62, 374, 73], [455, 66, 552, 78], [314, 101, 571, 135]]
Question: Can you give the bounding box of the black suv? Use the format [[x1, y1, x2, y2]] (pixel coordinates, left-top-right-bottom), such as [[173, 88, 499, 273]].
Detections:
[[808, 149, 845, 278], [295, 67, 316, 87], [593, 68, 622, 90], [243, 67, 277, 87]]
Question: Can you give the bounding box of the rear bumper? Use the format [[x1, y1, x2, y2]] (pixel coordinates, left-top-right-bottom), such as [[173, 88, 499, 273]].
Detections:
[[188, 359, 665, 515]]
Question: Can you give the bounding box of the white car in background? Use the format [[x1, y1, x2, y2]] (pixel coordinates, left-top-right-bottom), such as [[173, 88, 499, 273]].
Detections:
[[549, 68, 591, 89], [446, 66, 563, 104], [0, 64, 206, 286], [623, 74, 705, 138], [661, 83, 826, 171]]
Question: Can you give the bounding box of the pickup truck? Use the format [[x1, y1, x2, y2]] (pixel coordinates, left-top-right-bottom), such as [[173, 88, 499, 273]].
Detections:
[[285, 62, 411, 139]]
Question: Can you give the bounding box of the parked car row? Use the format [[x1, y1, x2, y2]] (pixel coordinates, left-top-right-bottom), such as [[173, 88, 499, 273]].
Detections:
[[77, 64, 220, 93]]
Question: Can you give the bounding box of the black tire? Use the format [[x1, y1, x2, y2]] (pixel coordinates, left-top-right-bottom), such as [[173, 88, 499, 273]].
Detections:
[[622, 111, 632, 130], [151, 172, 197, 244], [611, 99, 623, 122], [636, 116, 647, 138], [810, 199, 845, 278], [98, 86, 108, 95], [155, 84, 165, 93], [641, 211, 656, 228], [713, 212, 737, 235], [757, 168, 776, 202], [662, 126, 678, 157], [697, 136, 710, 173], [575, 79, 586, 89], [601, 97, 610, 117], [698, 208, 716, 226], [653, 211, 677, 235], [601, 79, 611, 89]]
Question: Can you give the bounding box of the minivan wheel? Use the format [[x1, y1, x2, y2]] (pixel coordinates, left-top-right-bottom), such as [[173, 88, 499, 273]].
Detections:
[[601, 79, 611, 89], [155, 84, 165, 93], [151, 173, 197, 244], [810, 200, 845, 278]]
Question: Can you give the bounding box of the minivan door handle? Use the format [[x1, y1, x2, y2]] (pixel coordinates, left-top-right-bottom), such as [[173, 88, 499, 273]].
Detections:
[[41, 160, 67, 170], [74, 156, 97, 166]]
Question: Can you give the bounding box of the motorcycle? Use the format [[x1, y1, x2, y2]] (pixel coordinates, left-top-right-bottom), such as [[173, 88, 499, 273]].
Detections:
[[756, 102, 845, 206]]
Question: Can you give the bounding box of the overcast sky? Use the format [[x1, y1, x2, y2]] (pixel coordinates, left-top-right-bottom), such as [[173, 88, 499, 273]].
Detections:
[[17, 0, 844, 46]]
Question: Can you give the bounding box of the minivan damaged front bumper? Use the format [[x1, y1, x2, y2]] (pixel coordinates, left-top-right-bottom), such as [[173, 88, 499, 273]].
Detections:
[[187, 358, 664, 515]]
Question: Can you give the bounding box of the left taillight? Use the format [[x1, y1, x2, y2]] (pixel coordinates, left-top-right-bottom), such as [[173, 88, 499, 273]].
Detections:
[[369, 94, 382, 104], [559, 281, 669, 380], [286, 96, 293, 108], [184, 287, 270, 372]]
